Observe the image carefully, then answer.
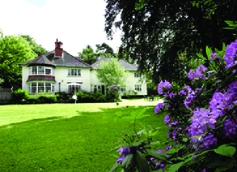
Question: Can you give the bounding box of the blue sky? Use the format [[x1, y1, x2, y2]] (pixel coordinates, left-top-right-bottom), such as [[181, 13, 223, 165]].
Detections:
[[0, 0, 122, 55]]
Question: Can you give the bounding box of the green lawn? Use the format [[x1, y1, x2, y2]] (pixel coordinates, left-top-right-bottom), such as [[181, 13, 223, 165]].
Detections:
[[0, 100, 168, 172]]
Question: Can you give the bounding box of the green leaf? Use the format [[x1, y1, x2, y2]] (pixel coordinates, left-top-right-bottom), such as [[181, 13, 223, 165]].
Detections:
[[182, 137, 188, 142], [214, 144, 236, 157], [166, 148, 179, 155], [145, 149, 168, 162], [165, 162, 185, 172], [121, 154, 133, 169], [206, 46, 212, 60], [196, 53, 207, 60], [109, 162, 119, 172], [135, 151, 150, 172]]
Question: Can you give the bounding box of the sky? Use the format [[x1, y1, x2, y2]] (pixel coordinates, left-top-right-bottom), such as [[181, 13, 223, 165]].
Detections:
[[0, 0, 122, 56]]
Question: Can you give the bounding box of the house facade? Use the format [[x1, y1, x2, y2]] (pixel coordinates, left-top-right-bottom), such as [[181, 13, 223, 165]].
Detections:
[[21, 39, 147, 96]]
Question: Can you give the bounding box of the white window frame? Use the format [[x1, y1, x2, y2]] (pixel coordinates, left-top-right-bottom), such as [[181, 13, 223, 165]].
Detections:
[[68, 68, 81, 76], [30, 66, 53, 75], [68, 85, 81, 93], [134, 73, 141, 78], [29, 82, 55, 94], [120, 86, 126, 92], [135, 85, 142, 91]]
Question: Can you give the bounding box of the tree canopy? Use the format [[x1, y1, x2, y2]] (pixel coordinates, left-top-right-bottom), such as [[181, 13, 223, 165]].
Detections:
[[96, 58, 127, 86], [0, 35, 37, 89], [20, 35, 48, 56], [104, 0, 237, 84], [78, 43, 115, 64]]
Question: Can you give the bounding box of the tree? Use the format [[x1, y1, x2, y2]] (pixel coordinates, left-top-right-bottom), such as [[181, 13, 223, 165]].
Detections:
[[96, 42, 114, 57], [0, 35, 36, 89], [104, 0, 237, 84], [79, 43, 115, 64], [20, 35, 48, 56], [96, 58, 127, 87], [78, 45, 98, 64]]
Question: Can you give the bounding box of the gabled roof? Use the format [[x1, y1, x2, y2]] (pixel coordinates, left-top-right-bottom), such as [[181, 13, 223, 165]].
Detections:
[[91, 57, 138, 71], [25, 55, 55, 66], [23, 50, 91, 68]]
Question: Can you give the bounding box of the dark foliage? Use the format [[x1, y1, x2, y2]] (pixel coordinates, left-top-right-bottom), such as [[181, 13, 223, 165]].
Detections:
[[104, 0, 237, 84]]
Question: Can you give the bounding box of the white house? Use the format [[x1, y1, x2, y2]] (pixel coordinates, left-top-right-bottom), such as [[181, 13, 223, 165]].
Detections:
[[21, 39, 147, 96]]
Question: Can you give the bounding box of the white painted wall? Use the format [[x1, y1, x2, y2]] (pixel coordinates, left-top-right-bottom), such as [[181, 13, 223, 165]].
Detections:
[[54, 67, 91, 92], [90, 69, 147, 96], [22, 66, 147, 95], [124, 71, 147, 96], [22, 66, 29, 91]]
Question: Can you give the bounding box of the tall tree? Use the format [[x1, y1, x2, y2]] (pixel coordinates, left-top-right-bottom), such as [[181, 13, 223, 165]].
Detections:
[[96, 42, 115, 57], [20, 35, 48, 56], [104, 0, 237, 84], [0, 35, 36, 89], [96, 58, 127, 86], [78, 45, 98, 64], [79, 43, 115, 64]]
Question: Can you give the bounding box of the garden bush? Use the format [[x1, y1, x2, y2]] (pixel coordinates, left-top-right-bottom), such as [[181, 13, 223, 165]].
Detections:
[[110, 39, 237, 171], [11, 89, 29, 104], [37, 95, 57, 104]]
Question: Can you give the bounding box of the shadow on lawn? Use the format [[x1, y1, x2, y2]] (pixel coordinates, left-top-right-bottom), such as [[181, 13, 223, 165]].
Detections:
[[0, 116, 64, 130], [0, 106, 159, 130], [0, 105, 167, 172]]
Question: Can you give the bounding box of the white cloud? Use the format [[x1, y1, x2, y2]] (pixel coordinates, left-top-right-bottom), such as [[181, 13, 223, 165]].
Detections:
[[0, 0, 122, 55]]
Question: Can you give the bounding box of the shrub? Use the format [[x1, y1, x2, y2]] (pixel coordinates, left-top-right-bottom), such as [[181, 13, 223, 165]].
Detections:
[[55, 92, 73, 103], [110, 39, 237, 171], [93, 91, 106, 102], [37, 95, 57, 104], [11, 89, 29, 104]]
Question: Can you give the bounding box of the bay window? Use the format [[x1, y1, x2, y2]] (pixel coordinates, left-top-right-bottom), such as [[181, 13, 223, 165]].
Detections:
[[29, 82, 55, 94], [30, 66, 53, 75]]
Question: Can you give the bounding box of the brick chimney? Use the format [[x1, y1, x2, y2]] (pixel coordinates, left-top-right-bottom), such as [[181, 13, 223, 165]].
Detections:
[[54, 38, 63, 57]]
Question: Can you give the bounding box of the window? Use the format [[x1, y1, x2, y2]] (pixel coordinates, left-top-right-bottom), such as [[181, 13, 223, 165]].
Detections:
[[68, 69, 81, 76], [29, 82, 54, 94], [38, 83, 44, 92], [38, 66, 44, 75], [120, 86, 126, 92], [135, 85, 142, 91], [32, 66, 37, 74], [30, 66, 53, 75], [45, 68, 52, 75], [31, 82, 37, 93], [68, 85, 81, 93], [94, 85, 102, 93], [134, 73, 141, 77]]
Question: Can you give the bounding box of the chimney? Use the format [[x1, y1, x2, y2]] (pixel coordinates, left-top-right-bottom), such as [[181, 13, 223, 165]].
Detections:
[[54, 38, 63, 57]]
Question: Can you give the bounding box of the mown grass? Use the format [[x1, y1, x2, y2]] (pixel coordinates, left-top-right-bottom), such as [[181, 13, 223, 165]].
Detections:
[[0, 101, 168, 172]]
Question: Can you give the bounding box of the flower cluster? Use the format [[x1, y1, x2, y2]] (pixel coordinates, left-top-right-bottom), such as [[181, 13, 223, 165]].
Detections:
[[224, 39, 237, 69], [157, 80, 172, 95], [183, 86, 196, 109], [188, 64, 207, 81], [155, 102, 165, 114]]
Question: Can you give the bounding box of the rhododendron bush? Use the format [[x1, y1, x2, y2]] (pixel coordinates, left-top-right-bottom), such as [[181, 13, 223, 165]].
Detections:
[[110, 40, 237, 172]]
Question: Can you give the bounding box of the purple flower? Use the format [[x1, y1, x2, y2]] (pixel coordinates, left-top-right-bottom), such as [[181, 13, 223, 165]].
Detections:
[[187, 65, 207, 81], [184, 89, 196, 109], [188, 69, 195, 80], [223, 117, 237, 139], [117, 147, 130, 162], [178, 90, 186, 96], [157, 80, 172, 95], [224, 39, 237, 69], [155, 103, 165, 114], [164, 114, 170, 125]]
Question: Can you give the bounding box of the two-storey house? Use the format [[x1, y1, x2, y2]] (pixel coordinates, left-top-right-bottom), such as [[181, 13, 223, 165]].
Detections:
[[21, 39, 147, 96]]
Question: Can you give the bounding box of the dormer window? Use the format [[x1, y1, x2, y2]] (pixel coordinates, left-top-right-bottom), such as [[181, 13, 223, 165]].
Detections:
[[30, 66, 53, 75]]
